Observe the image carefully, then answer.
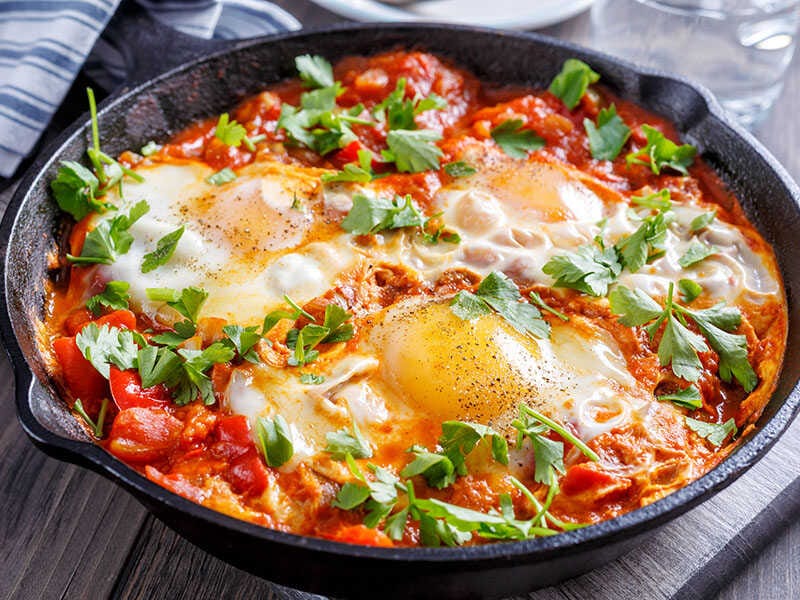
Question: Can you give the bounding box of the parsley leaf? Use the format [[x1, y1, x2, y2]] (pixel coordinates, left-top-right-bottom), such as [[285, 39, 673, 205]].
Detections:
[[141, 225, 184, 273], [75, 323, 139, 378], [657, 385, 703, 409], [529, 291, 569, 321], [50, 161, 104, 221], [222, 324, 261, 363], [631, 188, 673, 211], [610, 284, 757, 390], [321, 149, 374, 183], [140, 141, 159, 156], [439, 421, 508, 475], [256, 415, 294, 466], [626, 125, 697, 175], [678, 240, 717, 268], [383, 129, 443, 173], [73, 398, 109, 438], [690, 210, 717, 232], [68, 200, 149, 265], [685, 416, 737, 447], [146, 286, 208, 323], [173, 342, 235, 405], [295, 54, 334, 89], [262, 295, 315, 335], [149, 320, 196, 348], [86, 280, 130, 316], [320, 303, 354, 343], [206, 167, 237, 186], [137, 344, 182, 388], [678, 278, 703, 303], [340, 192, 424, 235], [542, 242, 622, 296], [214, 113, 247, 147], [490, 119, 545, 159], [584, 104, 631, 160], [299, 372, 325, 385], [286, 304, 353, 367], [549, 59, 600, 110], [443, 161, 476, 177], [372, 78, 447, 131], [615, 210, 668, 272], [325, 421, 373, 460], [450, 271, 550, 339], [401, 446, 457, 489]]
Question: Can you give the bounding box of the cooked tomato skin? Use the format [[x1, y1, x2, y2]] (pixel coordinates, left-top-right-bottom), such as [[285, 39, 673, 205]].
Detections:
[[52, 336, 108, 410], [213, 415, 270, 496], [107, 407, 183, 463], [324, 524, 394, 547], [109, 367, 171, 410]]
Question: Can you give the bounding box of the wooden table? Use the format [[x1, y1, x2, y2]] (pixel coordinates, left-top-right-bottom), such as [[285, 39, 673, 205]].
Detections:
[[0, 3, 797, 599]]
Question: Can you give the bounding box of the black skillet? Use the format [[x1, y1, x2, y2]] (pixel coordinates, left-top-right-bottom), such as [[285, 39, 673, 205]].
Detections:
[[1, 6, 799, 599]]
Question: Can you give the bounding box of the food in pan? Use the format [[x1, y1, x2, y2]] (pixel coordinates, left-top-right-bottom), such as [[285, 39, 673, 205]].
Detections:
[[42, 52, 786, 547]]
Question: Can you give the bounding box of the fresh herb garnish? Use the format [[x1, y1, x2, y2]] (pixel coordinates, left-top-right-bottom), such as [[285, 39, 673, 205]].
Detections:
[[684, 416, 737, 447], [542, 241, 622, 297], [657, 385, 703, 409], [75, 323, 139, 378], [631, 188, 672, 211], [490, 119, 545, 159], [86, 281, 130, 316], [286, 303, 354, 367], [50, 161, 103, 221], [584, 104, 631, 160], [372, 77, 447, 131], [450, 271, 550, 339], [68, 200, 149, 265], [206, 167, 237, 186], [690, 210, 717, 232], [383, 129, 443, 173], [422, 213, 460, 244], [678, 240, 717, 268], [529, 291, 569, 321], [626, 125, 697, 175], [443, 161, 477, 177], [256, 415, 294, 467], [549, 59, 600, 110], [146, 286, 208, 323], [261, 295, 315, 336], [614, 210, 669, 272], [325, 421, 373, 460], [678, 278, 703, 303], [214, 113, 263, 151], [72, 398, 109, 438], [341, 192, 424, 235], [137, 344, 182, 388], [141, 225, 184, 273], [222, 324, 261, 363], [140, 141, 159, 156], [299, 372, 325, 385], [295, 54, 334, 89], [172, 342, 235, 405], [609, 283, 757, 391], [321, 149, 374, 183]]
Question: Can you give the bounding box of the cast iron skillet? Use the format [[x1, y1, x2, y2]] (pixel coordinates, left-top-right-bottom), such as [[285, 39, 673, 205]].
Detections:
[[1, 8, 799, 599]]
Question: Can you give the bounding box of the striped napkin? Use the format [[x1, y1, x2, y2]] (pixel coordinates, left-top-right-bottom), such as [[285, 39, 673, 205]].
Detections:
[[0, 0, 300, 179]]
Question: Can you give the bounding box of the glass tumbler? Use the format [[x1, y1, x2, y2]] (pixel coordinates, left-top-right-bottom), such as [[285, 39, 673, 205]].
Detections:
[[590, 0, 800, 128]]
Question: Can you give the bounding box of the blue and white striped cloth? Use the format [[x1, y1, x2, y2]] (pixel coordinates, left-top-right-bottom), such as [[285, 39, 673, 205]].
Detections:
[[0, 0, 300, 178]]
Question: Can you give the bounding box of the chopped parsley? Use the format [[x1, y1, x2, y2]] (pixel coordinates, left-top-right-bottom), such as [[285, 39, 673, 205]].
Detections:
[[299, 372, 325, 385], [542, 241, 622, 297], [256, 415, 294, 467], [68, 200, 149, 265], [584, 104, 631, 160], [626, 124, 696, 175], [685, 416, 737, 447], [690, 210, 717, 232], [528, 291, 569, 321], [678, 240, 717, 268], [372, 77, 447, 131], [443, 161, 477, 177], [321, 149, 374, 183], [221, 324, 261, 363], [490, 119, 544, 159], [450, 271, 550, 339], [614, 210, 669, 273], [140, 141, 159, 156], [548, 59, 600, 110], [75, 323, 138, 378], [141, 225, 184, 273], [383, 129, 443, 173], [206, 167, 237, 186], [325, 421, 373, 460], [295, 54, 334, 89], [261, 294, 315, 335], [609, 283, 758, 391], [72, 398, 109, 438], [678, 278, 703, 303], [657, 385, 703, 409], [341, 192, 424, 235], [86, 280, 130, 316], [146, 286, 209, 323], [286, 303, 354, 367], [631, 188, 673, 211]]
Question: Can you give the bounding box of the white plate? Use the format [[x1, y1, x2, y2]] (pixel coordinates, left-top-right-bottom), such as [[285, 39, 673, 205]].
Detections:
[[310, 0, 594, 29]]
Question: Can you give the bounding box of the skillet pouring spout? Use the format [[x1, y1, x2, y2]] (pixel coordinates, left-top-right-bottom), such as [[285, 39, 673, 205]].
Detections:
[[1, 23, 799, 599]]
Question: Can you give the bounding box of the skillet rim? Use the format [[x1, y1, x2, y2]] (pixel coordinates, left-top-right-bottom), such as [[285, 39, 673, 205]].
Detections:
[[1, 21, 799, 565]]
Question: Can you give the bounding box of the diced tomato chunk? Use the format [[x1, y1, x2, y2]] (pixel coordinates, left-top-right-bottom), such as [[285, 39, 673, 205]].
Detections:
[[326, 525, 393, 547], [333, 140, 364, 167], [52, 336, 108, 408], [212, 415, 269, 496], [64, 309, 93, 336], [107, 407, 182, 463], [92, 309, 137, 331], [109, 367, 171, 410], [560, 463, 619, 496], [145, 465, 208, 504]]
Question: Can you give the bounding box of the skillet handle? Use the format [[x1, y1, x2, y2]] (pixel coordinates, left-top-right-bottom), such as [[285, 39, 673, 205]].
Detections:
[[107, 0, 236, 88]]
